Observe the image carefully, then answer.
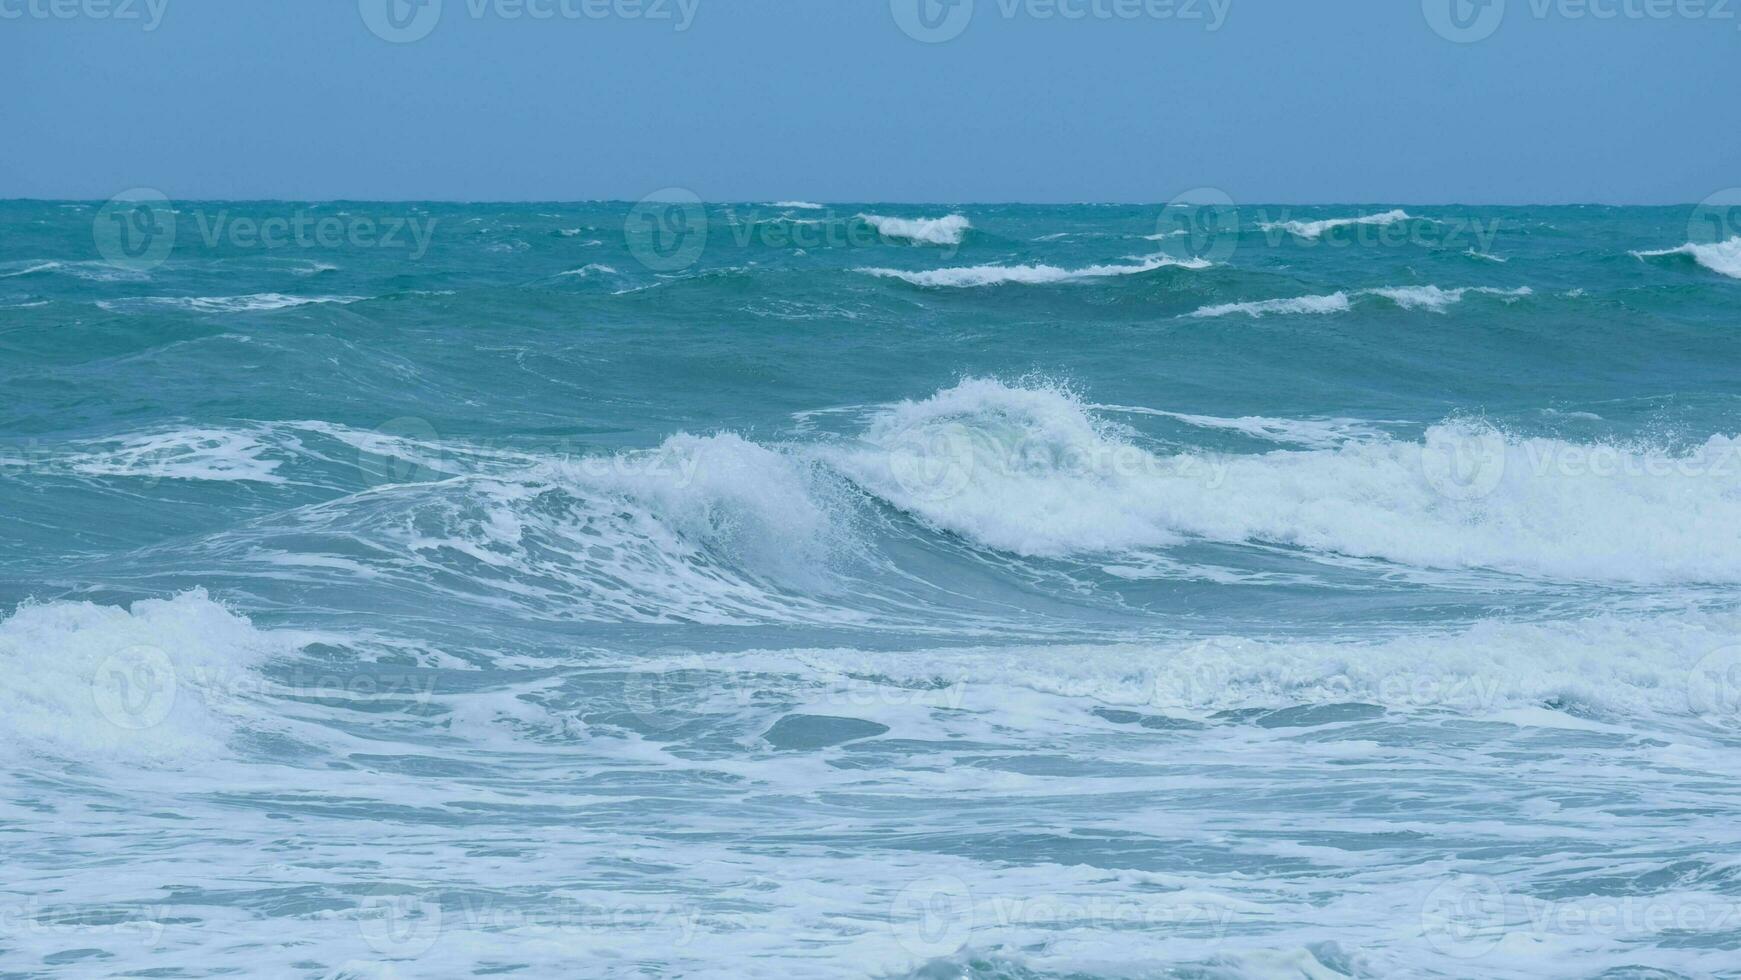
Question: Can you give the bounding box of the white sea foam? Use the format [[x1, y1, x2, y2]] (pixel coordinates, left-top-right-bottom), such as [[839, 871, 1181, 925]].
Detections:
[[557, 264, 619, 277], [0, 261, 65, 278], [0, 590, 294, 764], [292, 432, 870, 626], [1188, 293, 1352, 318], [772, 201, 825, 210], [1189, 286, 1529, 317], [858, 213, 972, 246], [1365, 284, 1532, 312], [1260, 209, 1416, 240], [68, 428, 289, 483], [831, 378, 1741, 583], [858, 253, 1209, 288], [1632, 237, 1741, 279], [745, 607, 1741, 722], [97, 293, 366, 314], [1467, 249, 1509, 263], [1100, 406, 1394, 449], [0, 259, 149, 282]]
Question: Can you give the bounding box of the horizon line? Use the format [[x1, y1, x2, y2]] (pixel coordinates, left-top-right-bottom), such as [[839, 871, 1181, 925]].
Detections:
[[0, 198, 1711, 208]]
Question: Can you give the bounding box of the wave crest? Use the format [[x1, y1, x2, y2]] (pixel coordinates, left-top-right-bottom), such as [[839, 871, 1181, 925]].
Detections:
[[857, 213, 972, 246], [1632, 237, 1741, 279], [859, 253, 1209, 288], [1259, 209, 1416, 241], [832, 378, 1741, 583], [0, 590, 292, 764]]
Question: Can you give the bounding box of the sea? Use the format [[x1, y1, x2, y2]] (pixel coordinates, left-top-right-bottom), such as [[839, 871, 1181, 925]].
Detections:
[[3, 198, 1741, 978]]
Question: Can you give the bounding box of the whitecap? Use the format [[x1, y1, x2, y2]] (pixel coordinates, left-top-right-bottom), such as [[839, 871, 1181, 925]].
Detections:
[[1632, 237, 1741, 279], [1188, 293, 1351, 318], [858, 253, 1208, 288], [829, 377, 1741, 584], [97, 293, 366, 314], [1363, 284, 1531, 312], [0, 590, 298, 764], [1259, 209, 1416, 240], [857, 213, 972, 246]]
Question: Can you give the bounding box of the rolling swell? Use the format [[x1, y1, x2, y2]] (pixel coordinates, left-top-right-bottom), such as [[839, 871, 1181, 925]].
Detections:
[[8, 202, 1741, 979]]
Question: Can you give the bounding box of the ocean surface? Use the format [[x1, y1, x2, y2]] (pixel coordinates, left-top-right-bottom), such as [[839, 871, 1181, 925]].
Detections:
[[3, 199, 1741, 978]]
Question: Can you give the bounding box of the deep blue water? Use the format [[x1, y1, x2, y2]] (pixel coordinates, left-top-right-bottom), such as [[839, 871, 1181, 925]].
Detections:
[[3, 199, 1741, 978]]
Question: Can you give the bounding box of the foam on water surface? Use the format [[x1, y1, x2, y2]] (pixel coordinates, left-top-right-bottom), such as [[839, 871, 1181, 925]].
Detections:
[[6, 201, 1741, 979]]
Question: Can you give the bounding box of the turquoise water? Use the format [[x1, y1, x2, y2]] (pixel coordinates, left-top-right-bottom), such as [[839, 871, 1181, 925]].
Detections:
[[3, 200, 1741, 977]]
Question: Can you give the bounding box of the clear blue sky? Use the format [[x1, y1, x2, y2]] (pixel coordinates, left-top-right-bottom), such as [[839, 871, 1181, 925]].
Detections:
[[3, 0, 1734, 203]]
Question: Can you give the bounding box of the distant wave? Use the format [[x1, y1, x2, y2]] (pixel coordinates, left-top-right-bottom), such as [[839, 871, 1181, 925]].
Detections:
[[1465, 249, 1508, 263], [97, 294, 366, 314], [557, 264, 619, 277], [858, 253, 1209, 288], [858, 213, 972, 246], [772, 201, 825, 210], [1189, 285, 1529, 317], [1188, 293, 1351, 318], [0, 259, 149, 282], [1632, 237, 1741, 279], [1260, 209, 1416, 240], [1365, 285, 1531, 312]]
